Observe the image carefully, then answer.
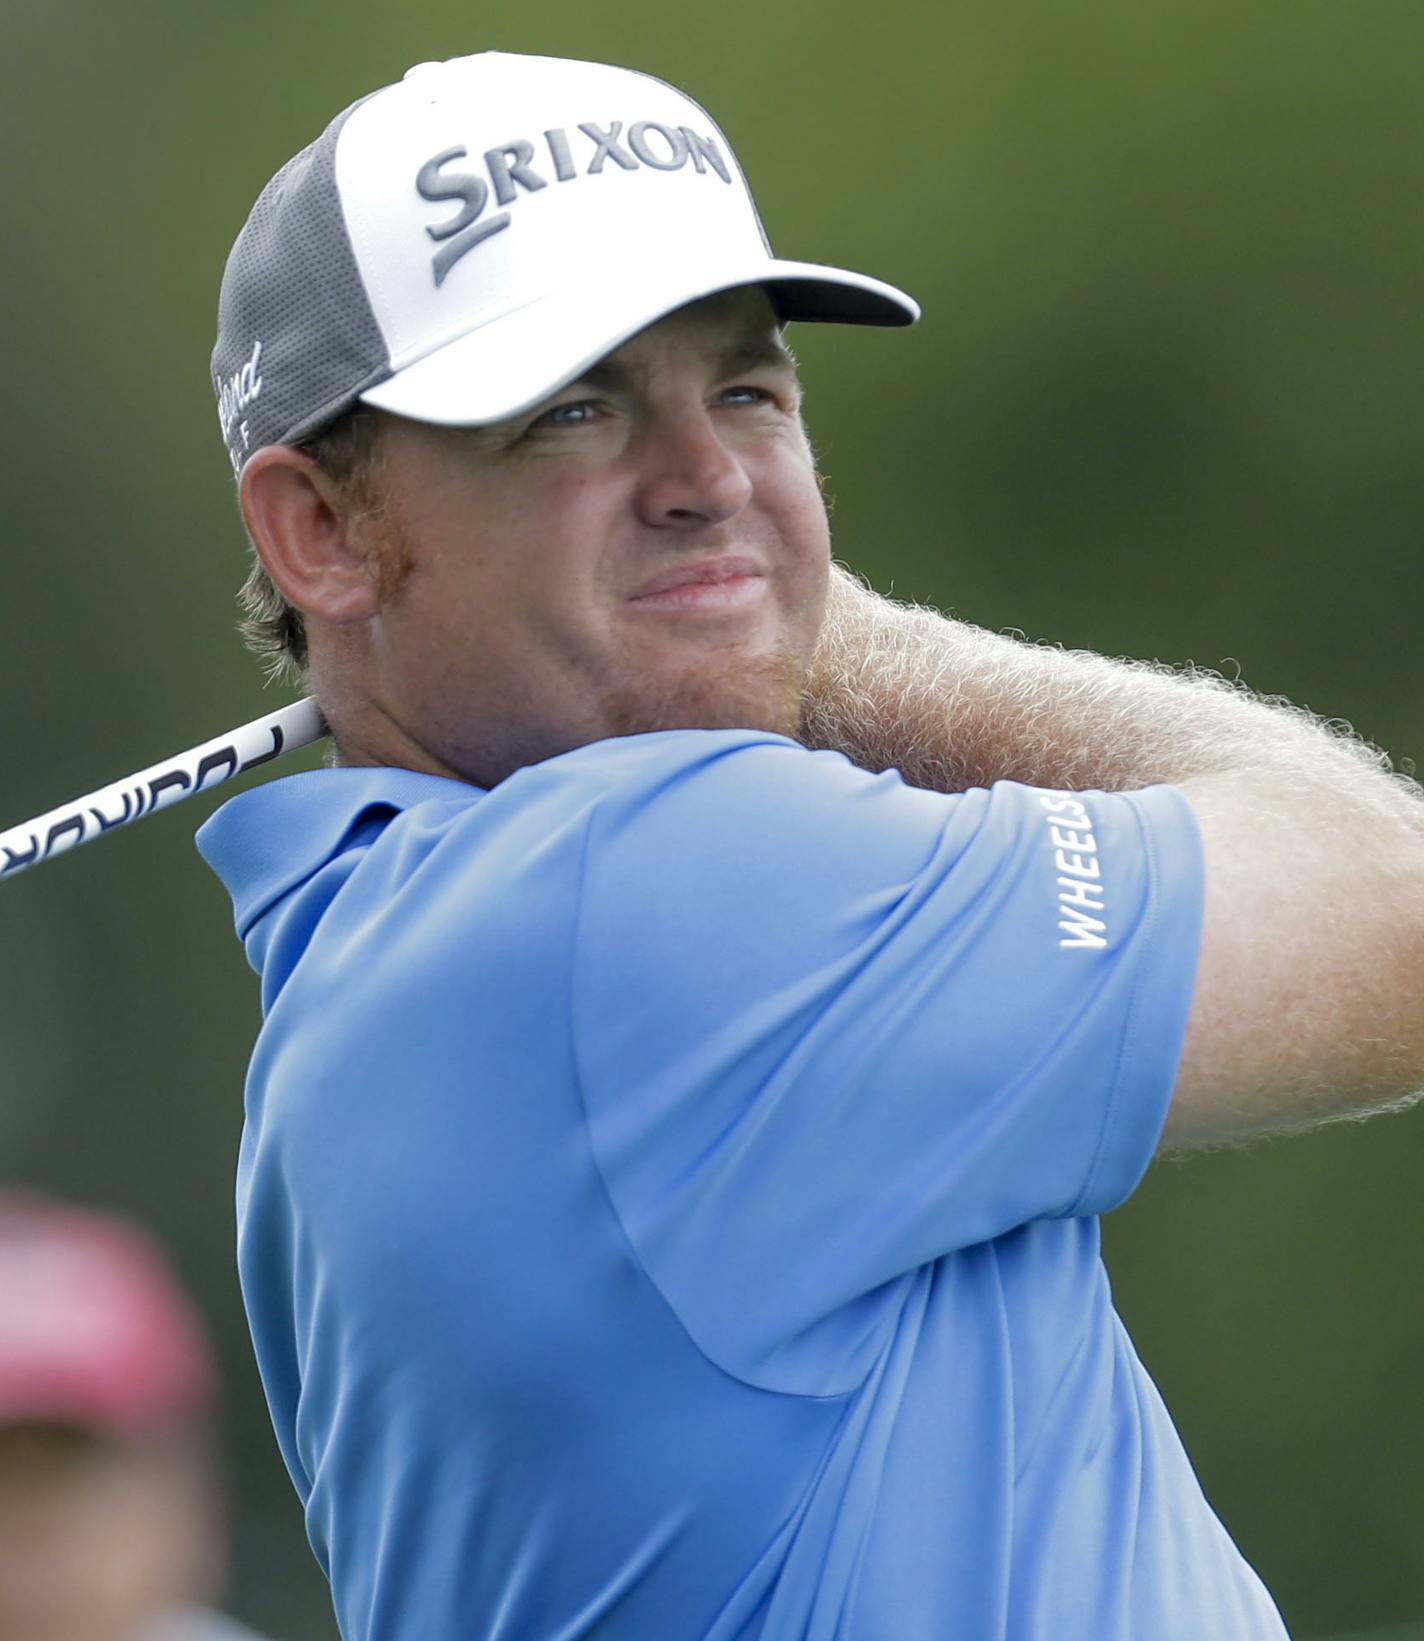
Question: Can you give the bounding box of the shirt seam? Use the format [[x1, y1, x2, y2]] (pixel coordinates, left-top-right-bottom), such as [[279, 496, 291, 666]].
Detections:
[[1067, 793, 1170, 1216], [566, 796, 856, 1407]]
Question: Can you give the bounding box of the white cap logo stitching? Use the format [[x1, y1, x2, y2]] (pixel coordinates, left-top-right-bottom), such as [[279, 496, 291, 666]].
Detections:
[[415, 121, 732, 288], [215, 340, 265, 471]]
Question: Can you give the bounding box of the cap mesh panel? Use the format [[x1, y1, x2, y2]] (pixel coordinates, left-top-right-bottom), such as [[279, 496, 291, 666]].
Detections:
[[211, 98, 390, 475]]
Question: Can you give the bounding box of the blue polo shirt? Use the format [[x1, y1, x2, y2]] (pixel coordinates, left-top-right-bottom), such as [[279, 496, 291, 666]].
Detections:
[[197, 729, 1287, 1640]]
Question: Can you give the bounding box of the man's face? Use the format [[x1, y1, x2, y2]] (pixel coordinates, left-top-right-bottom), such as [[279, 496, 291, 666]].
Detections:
[[0, 1422, 214, 1641], [345, 287, 831, 786]]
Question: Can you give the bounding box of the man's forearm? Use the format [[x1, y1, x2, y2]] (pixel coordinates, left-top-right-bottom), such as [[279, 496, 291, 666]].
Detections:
[[801, 565, 1415, 823], [801, 565, 1424, 1143]]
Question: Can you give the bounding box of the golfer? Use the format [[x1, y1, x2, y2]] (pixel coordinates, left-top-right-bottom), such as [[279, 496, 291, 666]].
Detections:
[[199, 49, 1422, 1640]]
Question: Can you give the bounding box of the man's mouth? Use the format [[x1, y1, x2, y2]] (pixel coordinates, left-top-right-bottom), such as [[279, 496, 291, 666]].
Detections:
[[628, 556, 767, 611]]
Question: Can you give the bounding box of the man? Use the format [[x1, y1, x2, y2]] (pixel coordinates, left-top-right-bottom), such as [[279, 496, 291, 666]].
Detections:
[[0, 1191, 269, 1641], [199, 50, 1423, 1640]]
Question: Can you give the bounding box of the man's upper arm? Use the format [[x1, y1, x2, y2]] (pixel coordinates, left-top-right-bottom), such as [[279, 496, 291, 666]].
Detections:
[[573, 736, 1201, 1390], [1165, 772, 1424, 1149]]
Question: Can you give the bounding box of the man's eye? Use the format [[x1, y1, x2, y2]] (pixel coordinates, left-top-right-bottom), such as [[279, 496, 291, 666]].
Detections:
[[720, 385, 772, 406], [535, 400, 597, 428]]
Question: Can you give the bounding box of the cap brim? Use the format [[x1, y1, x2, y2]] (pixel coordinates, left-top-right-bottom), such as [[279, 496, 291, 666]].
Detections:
[[359, 257, 919, 429]]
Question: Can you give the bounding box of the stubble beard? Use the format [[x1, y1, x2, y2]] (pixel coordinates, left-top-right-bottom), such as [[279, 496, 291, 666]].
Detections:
[[351, 493, 814, 776], [599, 642, 807, 744]]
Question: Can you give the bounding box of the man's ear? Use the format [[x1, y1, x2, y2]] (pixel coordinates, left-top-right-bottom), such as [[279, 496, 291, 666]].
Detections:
[[239, 446, 381, 627]]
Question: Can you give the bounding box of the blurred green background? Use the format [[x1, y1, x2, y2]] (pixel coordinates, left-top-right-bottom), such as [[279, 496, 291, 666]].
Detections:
[[3, 2, 1421, 1636]]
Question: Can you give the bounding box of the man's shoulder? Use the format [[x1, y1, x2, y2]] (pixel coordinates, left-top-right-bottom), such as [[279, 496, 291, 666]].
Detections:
[[196, 728, 913, 945], [201, 729, 821, 855], [195, 764, 470, 937], [535, 727, 876, 809], [529, 727, 814, 788], [477, 729, 872, 842]]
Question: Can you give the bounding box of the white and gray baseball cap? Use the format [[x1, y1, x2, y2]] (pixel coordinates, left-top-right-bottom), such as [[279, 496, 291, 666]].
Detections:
[[212, 50, 919, 474]]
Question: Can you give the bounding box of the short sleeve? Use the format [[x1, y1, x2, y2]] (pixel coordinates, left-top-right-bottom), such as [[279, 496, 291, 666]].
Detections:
[[572, 734, 1202, 1395]]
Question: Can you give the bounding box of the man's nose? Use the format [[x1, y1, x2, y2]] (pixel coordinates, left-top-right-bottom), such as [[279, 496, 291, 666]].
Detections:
[[632, 411, 754, 528]]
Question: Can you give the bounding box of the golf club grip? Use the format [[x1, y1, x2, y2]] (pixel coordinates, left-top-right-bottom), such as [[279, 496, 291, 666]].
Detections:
[[0, 698, 329, 881]]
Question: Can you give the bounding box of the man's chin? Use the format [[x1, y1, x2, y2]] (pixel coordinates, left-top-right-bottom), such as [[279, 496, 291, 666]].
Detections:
[[601, 649, 806, 743]]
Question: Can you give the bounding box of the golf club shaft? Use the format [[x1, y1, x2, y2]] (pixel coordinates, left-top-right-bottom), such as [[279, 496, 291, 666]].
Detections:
[[0, 698, 329, 881]]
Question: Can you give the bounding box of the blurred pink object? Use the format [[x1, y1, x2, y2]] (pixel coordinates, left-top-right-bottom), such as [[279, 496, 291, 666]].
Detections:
[[0, 1190, 215, 1431]]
